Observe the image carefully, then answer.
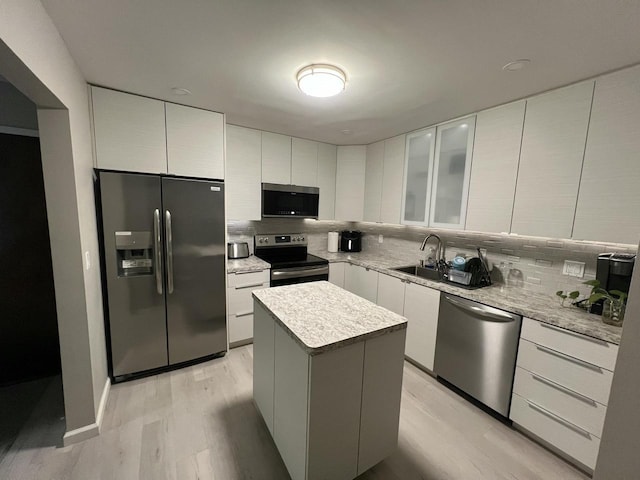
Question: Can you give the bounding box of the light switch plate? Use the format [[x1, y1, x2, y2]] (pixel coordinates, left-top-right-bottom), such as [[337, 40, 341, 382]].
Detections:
[[378, 234, 383, 244], [563, 260, 585, 278]]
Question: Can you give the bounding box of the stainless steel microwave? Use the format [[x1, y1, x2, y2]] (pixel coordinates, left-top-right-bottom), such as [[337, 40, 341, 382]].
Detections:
[[262, 183, 319, 218]]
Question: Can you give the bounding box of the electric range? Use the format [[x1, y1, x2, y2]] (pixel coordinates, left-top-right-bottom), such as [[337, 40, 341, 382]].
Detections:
[[254, 233, 329, 287]]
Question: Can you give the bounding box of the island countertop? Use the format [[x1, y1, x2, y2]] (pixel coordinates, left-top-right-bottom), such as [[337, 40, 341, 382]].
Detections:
[[252, 281, 407, 355]]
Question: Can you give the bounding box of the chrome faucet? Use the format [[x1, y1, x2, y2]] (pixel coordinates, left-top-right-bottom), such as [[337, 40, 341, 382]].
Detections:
[[419, 234, 443, 268]]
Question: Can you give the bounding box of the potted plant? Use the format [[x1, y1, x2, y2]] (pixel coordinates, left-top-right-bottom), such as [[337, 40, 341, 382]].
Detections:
[[584, 279, 628, 327], [555, 280, 627, 327]]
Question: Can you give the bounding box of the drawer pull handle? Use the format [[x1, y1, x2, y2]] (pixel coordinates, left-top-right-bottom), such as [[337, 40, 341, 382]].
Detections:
[[235, 310, 253, 318], [530, 373, 597, 406], [535, 345, 602, 372], [235, 282, 265, 290], [527, 400, 592, 438], [539, 322, 608, 345]]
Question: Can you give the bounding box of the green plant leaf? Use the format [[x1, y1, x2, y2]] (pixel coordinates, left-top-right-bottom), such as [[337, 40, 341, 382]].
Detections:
[[555, 290, 564, 297], [583, 279, 601, 288], [589, 293, 607, 304], [569, 291, 580, 300], [610, 290, 628, 301]]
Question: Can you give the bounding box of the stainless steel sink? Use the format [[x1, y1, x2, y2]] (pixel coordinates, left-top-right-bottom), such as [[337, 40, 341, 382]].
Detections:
[[392, 265, 442, 282]]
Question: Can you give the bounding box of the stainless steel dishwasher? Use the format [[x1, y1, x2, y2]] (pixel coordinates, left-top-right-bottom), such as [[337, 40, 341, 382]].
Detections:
[[434, 294, 522, 417]]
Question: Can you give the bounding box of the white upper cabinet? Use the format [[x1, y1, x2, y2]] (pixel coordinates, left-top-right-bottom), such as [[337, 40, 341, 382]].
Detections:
[[401, 128, 436, 225], [165, 103, 224, 179], [335, 146, 366, 221], [91, 86, 167, 174], [262, 132, 291, 184], [511, 82, 594, 238], [291, 138, 318, 187], [429, 117, 475, 229], [226, 125, 262, 220], [573, 65, 640, 245], [317, 142, 337, 220], [466, 101, 525, 233], [380, 135, 406, 224], [364, 140, 384, 222]]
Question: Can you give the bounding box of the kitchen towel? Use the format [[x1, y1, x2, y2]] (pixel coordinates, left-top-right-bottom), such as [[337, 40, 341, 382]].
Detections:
[[328, 232, 339, 253]]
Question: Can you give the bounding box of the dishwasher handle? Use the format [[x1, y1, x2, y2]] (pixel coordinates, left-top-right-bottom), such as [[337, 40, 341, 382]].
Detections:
[[442, 294, 520, 322]]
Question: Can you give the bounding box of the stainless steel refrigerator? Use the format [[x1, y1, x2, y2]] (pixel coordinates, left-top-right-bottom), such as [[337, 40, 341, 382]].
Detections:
[[96, 171, 226, 381]]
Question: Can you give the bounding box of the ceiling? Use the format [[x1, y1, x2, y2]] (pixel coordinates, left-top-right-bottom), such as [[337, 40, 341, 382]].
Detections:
[[41, 0, 640, 145]]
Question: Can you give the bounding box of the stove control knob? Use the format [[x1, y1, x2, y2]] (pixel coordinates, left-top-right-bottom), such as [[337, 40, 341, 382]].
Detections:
[[258, 238, 263, 244], [264, 238, 269, 243], [301, 236, 305, 241]]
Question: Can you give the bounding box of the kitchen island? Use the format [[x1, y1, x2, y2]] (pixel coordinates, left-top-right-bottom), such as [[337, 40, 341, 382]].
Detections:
[[252, 281, 407, 480]]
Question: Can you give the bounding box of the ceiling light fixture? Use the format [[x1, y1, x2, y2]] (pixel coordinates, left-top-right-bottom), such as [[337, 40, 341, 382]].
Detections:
[[502, 59, 531, 72], [297, 64, 346, 98], [171, 87, 192, 96]]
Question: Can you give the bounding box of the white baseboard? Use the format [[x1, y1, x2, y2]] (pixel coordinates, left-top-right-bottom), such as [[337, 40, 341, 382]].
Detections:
[[63, 422, 99, 446], [96, 377, 111, 432], [62, 377, 111, 446]]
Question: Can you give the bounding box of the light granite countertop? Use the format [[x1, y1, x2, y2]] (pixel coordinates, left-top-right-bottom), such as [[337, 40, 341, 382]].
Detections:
[[252, 281, 407, 355], [311, 249, 623, 345], [227, 255, 270, 274]]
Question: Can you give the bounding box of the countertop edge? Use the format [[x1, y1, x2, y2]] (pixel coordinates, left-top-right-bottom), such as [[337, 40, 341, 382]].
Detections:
[[252, 293, 407, 356]]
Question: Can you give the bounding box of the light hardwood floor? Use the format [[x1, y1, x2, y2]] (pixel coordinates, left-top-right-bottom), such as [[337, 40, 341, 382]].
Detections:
[[0, 345, 588, 480]]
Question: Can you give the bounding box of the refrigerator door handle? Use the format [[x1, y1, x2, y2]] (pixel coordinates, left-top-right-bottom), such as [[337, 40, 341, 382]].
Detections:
[[165, 210, 174, 294], [153, 209, 163, 295]]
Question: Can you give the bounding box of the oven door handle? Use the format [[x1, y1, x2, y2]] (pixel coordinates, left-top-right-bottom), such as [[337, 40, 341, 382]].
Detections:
[[271, 265, 329, 280]]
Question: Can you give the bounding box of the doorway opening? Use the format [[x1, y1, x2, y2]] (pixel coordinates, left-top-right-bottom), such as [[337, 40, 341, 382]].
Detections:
[[0, 77, 65, 463]]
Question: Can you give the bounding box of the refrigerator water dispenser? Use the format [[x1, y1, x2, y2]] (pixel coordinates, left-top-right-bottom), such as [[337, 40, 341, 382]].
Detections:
[[115, 231, 153, 277]]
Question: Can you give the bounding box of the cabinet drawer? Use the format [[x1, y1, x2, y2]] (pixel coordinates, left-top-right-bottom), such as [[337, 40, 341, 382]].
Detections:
[[228, 281, 269, 316], [510, 393, 600, 470], [517, 339, 613, 405], [229, 312, 254, 344], [521, 317, 618, 371], [513, 366, 607, 437], [227, 270, 269, 288]]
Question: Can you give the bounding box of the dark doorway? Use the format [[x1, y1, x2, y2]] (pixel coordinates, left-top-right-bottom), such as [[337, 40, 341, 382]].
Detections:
[[0, 132, 61, 385]]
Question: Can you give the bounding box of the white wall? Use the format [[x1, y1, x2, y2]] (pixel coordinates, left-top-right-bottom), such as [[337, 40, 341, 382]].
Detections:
[[594, 240, 640, 478], [0, 0, 107, 439]]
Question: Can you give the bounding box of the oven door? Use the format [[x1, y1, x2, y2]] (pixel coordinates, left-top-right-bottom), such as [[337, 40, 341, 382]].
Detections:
[[270, 265, 329, 287]]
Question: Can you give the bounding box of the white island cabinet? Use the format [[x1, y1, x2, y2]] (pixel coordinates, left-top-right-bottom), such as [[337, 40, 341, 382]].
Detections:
[[253, 282, 407, 480]]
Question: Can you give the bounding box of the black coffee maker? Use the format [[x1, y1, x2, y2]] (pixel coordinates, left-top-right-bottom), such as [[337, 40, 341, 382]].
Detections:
[[592, 253, 636, 314], [340, 231, 362, 252]]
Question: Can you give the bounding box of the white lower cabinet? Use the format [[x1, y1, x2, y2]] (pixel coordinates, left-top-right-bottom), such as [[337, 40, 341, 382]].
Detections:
[[401, 282, 440, 371], [328, 262, 346, 288], [510, 317, 618, 472], [344, 264, 379, 303], [227, 270, 269, 346], [376, 273, 406, 316]]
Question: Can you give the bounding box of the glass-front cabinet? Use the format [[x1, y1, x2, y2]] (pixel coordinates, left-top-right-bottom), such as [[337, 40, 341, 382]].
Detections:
[[401, 128, 436, 224], [401, 116, 475, 229]]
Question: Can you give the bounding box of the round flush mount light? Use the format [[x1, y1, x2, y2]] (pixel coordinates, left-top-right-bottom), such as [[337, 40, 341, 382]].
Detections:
[[171, 87, 192, 96], [502, 59, 531, 72], [297, 64, 346, 98]]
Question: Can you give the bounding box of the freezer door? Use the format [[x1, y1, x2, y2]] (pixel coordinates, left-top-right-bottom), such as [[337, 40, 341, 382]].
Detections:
[[98, 171, 168, 377], [162, 177, 227, 364]]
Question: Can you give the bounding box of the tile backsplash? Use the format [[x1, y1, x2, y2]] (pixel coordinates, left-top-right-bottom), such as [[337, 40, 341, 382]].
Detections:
[[228, 219, 637, 297]]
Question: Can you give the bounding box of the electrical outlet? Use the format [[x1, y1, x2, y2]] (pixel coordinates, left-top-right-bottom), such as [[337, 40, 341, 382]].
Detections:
[[378, 234, 383, 244], [563, 260, 585, 278]]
